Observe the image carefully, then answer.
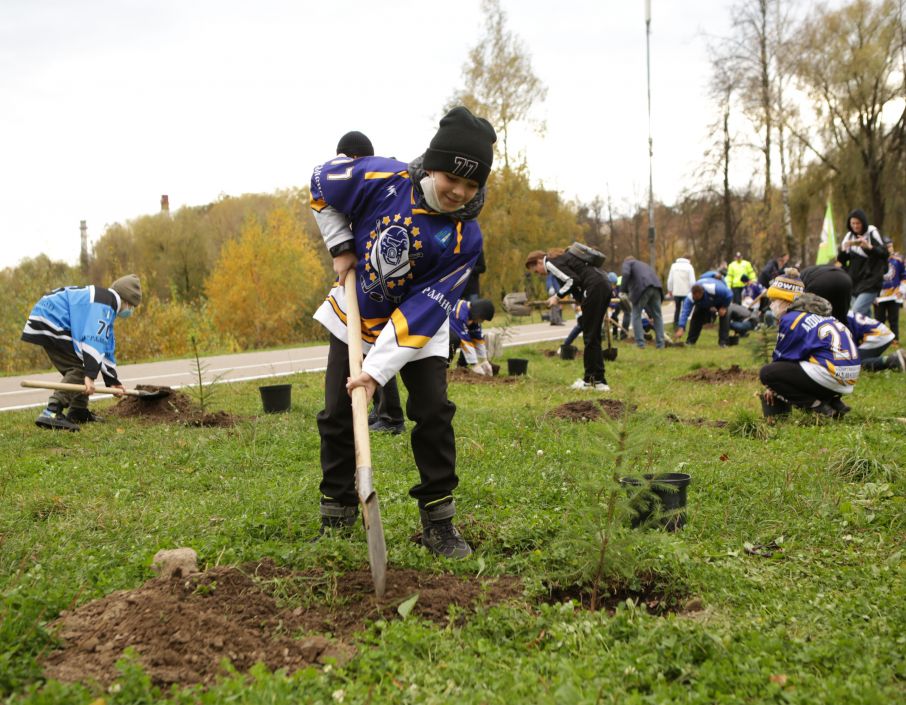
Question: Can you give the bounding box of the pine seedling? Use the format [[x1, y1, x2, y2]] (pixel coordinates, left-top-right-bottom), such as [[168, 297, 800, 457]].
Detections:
[[186, 335, 224, 415]]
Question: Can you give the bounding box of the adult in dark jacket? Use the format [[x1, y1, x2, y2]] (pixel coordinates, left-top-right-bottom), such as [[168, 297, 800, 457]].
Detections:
[[837, 208, 888, 315], [758, 253, 790, 288], [800, 263, 852, 325], [620, 256, 665, 348], [526, 248, 612, 390]]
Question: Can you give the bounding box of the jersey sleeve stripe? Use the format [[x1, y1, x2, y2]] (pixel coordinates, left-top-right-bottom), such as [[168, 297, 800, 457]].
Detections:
[[390, 309, 431, 349]]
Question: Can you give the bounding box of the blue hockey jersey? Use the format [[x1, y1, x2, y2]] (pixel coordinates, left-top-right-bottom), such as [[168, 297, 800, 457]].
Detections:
[[21, 285, 123, 385], [678, 279, 733, 328], [448, 300, 487, 364], [846, 312, 895, 351], [774, 309, 860, 394], [310, 155, 482, 385]]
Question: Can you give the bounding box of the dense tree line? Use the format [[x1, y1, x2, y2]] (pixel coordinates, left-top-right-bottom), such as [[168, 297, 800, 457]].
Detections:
[[2, 0, 902, 374]]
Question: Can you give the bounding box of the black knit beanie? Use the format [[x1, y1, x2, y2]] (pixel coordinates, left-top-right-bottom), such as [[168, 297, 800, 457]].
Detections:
[[423, 107, 497, 187], [469, 298, 495, 322], [336, 131, 374, 157]]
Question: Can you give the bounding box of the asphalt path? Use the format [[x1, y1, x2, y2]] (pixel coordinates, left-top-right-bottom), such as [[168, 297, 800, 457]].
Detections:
[[0, 321, 573, 412]]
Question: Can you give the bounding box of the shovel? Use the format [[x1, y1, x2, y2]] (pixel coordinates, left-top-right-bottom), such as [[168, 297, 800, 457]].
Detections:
[[603, 315, 619, 361], [21, 380, 170, 400], [344, 270, 388, 598]]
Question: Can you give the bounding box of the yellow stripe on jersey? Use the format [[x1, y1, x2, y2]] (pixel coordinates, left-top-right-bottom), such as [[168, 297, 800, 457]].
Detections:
[[390, 308, 431, 349], [364, 171, 396, 179], [454, 222, 463, 253], [328, 295, 379, 342], [790, 312, 808, 330], [311, 196, 328, 213], [327, 294, 347, 324]]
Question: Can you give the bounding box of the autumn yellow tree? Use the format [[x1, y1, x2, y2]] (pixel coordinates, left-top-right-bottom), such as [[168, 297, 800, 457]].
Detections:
[[205, 208, 328, 349]]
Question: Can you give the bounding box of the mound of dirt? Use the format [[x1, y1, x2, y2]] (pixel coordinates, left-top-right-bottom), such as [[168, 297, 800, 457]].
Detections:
[[677, 365, 756, 383], [107, 386, 236, 427], [548, 399, 632, 421], [447, 367, 517, 384], [43, 560, 523, 688]]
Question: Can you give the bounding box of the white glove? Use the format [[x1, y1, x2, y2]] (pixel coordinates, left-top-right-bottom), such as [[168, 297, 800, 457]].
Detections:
[[479, 360, 493, 376], [470, 363, 488, 376]]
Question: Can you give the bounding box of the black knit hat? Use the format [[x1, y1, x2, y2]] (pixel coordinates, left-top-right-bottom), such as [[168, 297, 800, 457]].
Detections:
[[336, 131, 374, 157], [469, 298, 495, 322], [423, 107, 497, 187]]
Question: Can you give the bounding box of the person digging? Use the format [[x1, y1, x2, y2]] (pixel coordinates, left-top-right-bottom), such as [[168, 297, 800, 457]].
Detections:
[[21, 274, 142, 431], [310, 106, 496, 558]]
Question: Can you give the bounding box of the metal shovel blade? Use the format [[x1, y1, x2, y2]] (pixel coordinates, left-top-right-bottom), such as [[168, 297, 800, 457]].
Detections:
[[357, 463, 387, 598]]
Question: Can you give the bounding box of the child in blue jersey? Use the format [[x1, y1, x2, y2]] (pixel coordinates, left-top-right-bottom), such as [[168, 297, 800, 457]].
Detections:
[[448, 298, 495, 374], [21, 275, 142, 431], [847, 311, 905, 372], [759, 272, 860, 418], [310, 106, 496, 558]]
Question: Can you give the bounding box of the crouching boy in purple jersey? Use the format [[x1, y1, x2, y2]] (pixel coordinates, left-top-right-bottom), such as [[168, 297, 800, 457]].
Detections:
[[759, 271, 860, 419], [310, 107, 496, 558]]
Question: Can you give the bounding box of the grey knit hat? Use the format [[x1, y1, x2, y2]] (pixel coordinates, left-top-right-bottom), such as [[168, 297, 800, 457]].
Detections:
[[110, 274, 142, 306]]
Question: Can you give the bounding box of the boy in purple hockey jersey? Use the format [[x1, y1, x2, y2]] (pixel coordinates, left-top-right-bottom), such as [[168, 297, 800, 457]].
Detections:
[[759, 272, 860, 418], [310, 106, 496, 558]]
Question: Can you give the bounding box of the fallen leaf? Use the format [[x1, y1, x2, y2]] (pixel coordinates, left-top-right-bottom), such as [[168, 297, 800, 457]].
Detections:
[[719, 453, 729, 462], [116, 428, 125, 434], [770, 674, 788, 685], [397, 593, 419, 619]]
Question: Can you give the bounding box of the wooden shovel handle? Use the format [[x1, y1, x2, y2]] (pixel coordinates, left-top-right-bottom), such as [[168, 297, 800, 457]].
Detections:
[[344, 270, 372, 471], [21, 380, 139, 397]]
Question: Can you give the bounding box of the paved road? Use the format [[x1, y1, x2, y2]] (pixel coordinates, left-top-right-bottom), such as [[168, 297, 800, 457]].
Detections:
[[0, 321, 572, 412]]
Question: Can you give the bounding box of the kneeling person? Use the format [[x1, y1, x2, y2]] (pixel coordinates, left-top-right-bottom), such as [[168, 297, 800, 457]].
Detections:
[[759, 273, 859, 418], [449, 298, 495, 374]]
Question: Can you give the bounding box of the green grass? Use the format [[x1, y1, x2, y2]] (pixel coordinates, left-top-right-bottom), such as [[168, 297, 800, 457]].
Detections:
[[1, 337, 904, 704]]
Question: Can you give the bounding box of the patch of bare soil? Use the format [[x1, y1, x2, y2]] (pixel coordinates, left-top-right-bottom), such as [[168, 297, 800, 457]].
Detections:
[[677, 365, 756, 383], [447, 367, 517, 384], [548, 399, 633, 421], [542, 575, 686, 615], [665, 412, 729, 428], [43, 560, 523, 688], [107, 386, 237, 427]]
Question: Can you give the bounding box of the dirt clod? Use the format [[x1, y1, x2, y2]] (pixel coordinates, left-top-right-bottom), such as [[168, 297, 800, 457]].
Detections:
[[548, 399, 633, 421], [107, 386, 236, 427], [677, 365, 756, 383], [151, 548, 199, 579], [43, 560, 523, 688]]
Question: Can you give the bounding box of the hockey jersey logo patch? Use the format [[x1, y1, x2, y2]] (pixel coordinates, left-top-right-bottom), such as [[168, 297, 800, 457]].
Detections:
[[362, 222, 414, 304], [434, 227, 453, 249]]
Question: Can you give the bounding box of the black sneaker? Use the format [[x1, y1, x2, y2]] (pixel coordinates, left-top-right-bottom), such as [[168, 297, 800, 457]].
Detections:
[[35, 406, 80, 432], [419, 501, 472, 559], [807, 401, 837, 418], [312, 501, 358, 541], [369, 419, 405, 435], [67, 408, 104, 424], [827, 397, 851, 418]]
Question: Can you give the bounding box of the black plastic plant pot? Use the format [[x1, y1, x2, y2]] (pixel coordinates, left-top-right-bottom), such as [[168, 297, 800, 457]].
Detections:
[[620, 472, 691, 532], [507, 358, 529, 376], [602, 348, 618, 361], [726, 336, 740, 346], [259, 384, 292, 413], [560, 344, 577, 360], [760, 393, 791, 418]]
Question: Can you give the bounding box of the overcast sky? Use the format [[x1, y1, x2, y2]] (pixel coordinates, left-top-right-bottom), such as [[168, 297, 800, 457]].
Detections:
[[0, 0, 745, 269]]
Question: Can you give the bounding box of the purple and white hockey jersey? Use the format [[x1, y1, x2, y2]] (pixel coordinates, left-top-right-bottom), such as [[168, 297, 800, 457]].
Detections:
[[774, 309, 860, 394], [846, 312, 895, 351], [448, 300, 487, 365], [310, 155, 482, 385]]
